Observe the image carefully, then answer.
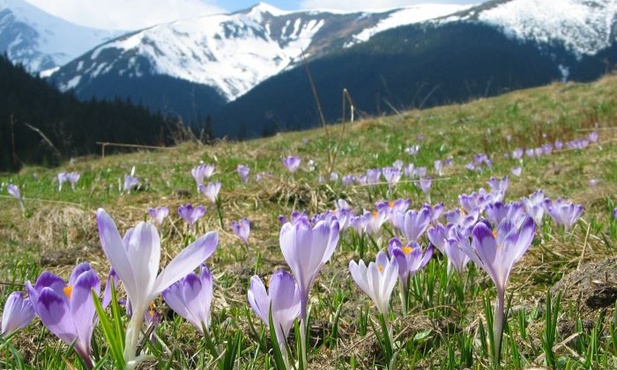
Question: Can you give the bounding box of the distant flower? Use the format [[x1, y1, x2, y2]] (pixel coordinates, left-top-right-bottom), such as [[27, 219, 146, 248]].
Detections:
[[512, 148, 524, 160], [178, 204, 206, 229], [248, 270, 300, 359], [1, 291, 34, 338], [59, 172, 80, 191], [589, 179, 601, 187], [404, 145, 420, 156], [231, 218, 250, 244], [163, 264, 213, 335], [237, 165, 250, 183], [511, 167, 522, 177], [96, 209, 218, 368], [417, 177, 432, 197], [191, 164, 215, 189], [544, 198, 584, 231], [123, 175, 139, 193], [588, 131, 599, 143], [434, 160, 443, 176], [366, 168, 382, 185], [487, 176, 509, 203], [199, 182, 221, 203], [148, 206, 169, 225], [382, 167, 401, 193], [330, 172, 339, 182], [342, 175, 356, 187], [7, 184, 24, 212], [282, 156, 301, 173], [26, 263, 101, 368], [349, 251, 398, 316], [613, 208, 617, 220], [554, 140, 563, 150]]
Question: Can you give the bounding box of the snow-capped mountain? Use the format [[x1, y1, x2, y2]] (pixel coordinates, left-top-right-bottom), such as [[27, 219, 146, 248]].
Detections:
[[441, 0, 617, 56], [0, 0, 123, 73], [49, 3, 470, 101]]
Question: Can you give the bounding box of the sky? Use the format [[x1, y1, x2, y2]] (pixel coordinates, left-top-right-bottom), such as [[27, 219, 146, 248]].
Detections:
[[22, 0, 482, 30]]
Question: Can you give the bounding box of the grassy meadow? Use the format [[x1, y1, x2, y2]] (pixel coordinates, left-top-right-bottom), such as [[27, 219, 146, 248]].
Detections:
[[1, 73, 617, 369]]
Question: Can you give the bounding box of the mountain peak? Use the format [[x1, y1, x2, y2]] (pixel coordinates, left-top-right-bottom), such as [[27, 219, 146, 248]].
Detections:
[[245, 2, 287, 16]]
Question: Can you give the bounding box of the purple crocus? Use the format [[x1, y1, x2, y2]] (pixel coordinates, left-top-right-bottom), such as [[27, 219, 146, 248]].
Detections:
[[199, 182, 221, 203], [178, 204, 206, 229], [280, 216, 339, 368], [418, 177, 432, 201], [148, 206, 169, 226], [461, 217, 536, 362], [7, 184, 24, 212], [163, 264, 213, 334], [522, 190, 546, 226], [382, 167, 401, 193], [59, 172, 80, 191], [58, 172, 68, 191], [613, 208, 617, 220], [123, 175, 139, 193], [394, 207, 431, 242], [191, 164, 215, 189], [248, 270, 300, 363], [366, 168, 382, 186], [26, 263, 100, 369], [282, 156, 301, 173], [96, 209, 218, 368], [388, 239, 432, 313], [280, 217, 339, 319], [1, 291, 35, 338], [237, 165, 250, 184], [231, 218, 251, 245], [544, 198, 584, 231]]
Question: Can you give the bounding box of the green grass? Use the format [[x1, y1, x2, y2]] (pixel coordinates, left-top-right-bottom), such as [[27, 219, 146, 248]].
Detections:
[[1, 74, 617, 369]]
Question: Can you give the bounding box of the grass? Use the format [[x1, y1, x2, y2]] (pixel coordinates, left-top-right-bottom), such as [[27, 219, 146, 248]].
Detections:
[[1, 73, 617, 369]]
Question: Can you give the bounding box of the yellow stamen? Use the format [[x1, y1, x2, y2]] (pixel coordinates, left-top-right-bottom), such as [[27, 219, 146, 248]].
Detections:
[[377, 265, 384, 273], [149, 302, 156, 317], [388, 200, 395, 208], [402, 246, 413, 255], [492, 230, 498, 238], [460, 208, 467, 215], [63, 286, 73, 299], [372, 210, 378, 219]]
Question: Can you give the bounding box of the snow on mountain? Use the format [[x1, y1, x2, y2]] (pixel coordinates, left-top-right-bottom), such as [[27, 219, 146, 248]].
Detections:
[[347, 3, 474, 45], [0, 0, 123, 72], [444, 0, 617, 56]]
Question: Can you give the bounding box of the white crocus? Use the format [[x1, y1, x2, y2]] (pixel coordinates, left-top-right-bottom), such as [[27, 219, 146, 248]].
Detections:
[[96, 209, 218, 369], [349, 251, 398, 316]]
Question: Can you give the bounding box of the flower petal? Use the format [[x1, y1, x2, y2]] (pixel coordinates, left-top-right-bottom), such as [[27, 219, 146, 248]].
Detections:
[[97, 209, 137, 303], [152, 231, 218, 298], [247, 275, 270, 324]]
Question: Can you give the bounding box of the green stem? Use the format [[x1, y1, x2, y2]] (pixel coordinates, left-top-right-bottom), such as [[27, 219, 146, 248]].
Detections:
[[493, 289, 505, 368], [124, 307, 145, 370]]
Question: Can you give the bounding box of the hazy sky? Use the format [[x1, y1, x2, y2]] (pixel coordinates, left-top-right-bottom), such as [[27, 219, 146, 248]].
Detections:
[[23, 0, 482, 30]]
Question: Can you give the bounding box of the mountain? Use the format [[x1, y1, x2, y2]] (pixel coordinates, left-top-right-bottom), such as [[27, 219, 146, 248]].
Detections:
[[46, 3, 471, 120], [0, 0, 122, 73], [0, 54, 177, 172]]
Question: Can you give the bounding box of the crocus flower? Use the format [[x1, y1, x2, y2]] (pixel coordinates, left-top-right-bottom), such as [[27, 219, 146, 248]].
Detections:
[[280, 216, 339, 369], [148, 206, 169, 226], [58, 172, 68, 191], [394, 207, 431, 242], [59, 172, 80, 190], [280, 217, 339, 319], [7, 184, 24, 212], [613, 208, 617, 220], [1, 291, 35, 338], [199, 182, 221, 203], [511, 167, 522, 177], [366, 168, 382, 185], [544, 198, 584, 231], [461, 217, 535, 362], [123, 175, 139, 193], [191, 164, 215, 189], [163, 264, 213, 334], [237, 165, 250, 183], [418, 177, 432, 201], [248, 270, 300, 359], [434, 160, 443, 176], [522, 190, 546, 226], [382, 167, 401, 193], [97, 209, 218, 368], [231, 218, 251, 244], [282, 156, 301, 173], [349, 251, 398, 317], [388, 240, 432, 313], [178, 204, 206, 229], [26, 263, 100, 369]]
